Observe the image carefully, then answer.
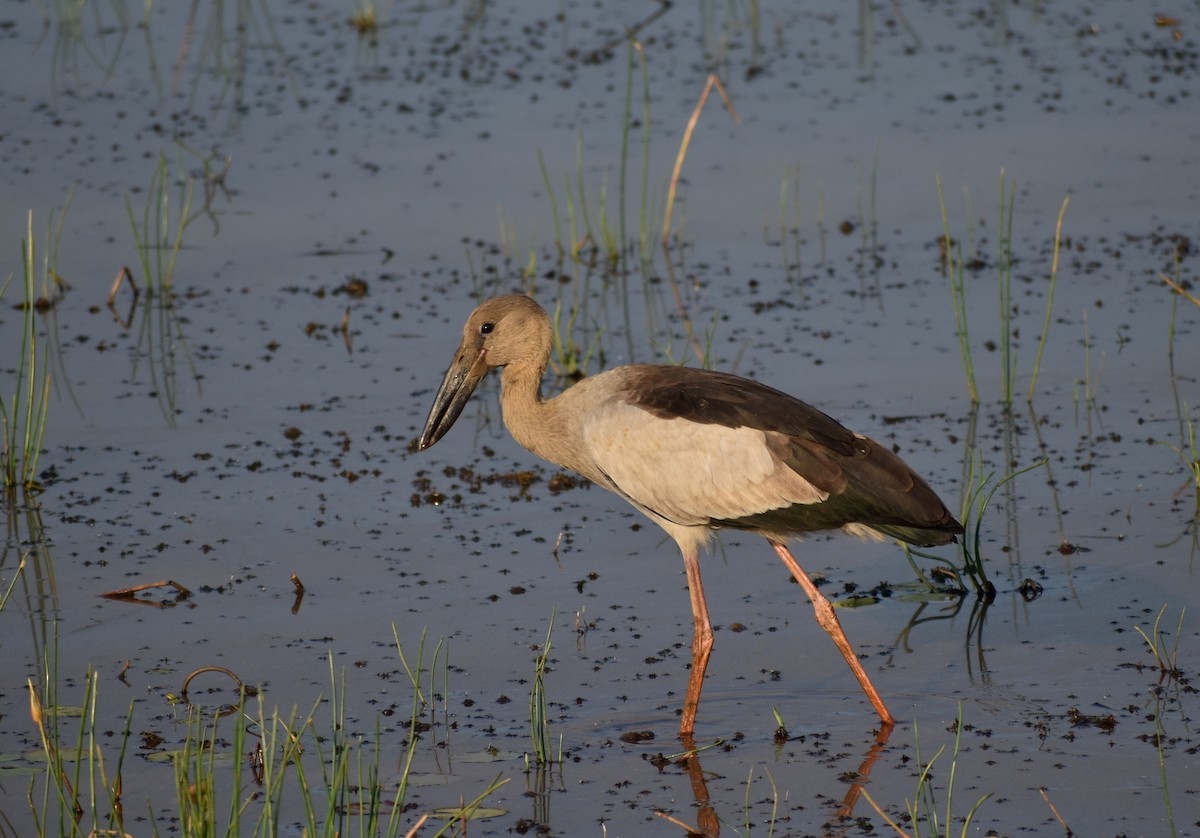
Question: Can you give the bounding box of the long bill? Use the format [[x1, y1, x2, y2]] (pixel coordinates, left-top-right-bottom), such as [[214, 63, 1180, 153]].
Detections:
[[419, 345, 490, 450]]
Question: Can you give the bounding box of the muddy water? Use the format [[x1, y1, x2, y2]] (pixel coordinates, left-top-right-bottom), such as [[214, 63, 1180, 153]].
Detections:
[[2, 1, 1198, 835]]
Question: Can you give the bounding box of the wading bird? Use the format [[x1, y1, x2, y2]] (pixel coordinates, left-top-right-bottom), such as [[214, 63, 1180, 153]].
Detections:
[[419, 295, 962, 735]]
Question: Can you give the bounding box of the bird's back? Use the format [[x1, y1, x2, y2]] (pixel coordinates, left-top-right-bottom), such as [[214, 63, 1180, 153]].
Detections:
[[568, 365, 962, 547]]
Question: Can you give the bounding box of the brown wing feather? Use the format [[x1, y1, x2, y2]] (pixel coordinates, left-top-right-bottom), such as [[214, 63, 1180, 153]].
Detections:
[[630, 366, 860, 465], [622, 365, 962, 545]]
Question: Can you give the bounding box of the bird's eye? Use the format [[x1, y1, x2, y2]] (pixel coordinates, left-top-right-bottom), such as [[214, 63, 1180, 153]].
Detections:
[[480, 322, 495, 335]]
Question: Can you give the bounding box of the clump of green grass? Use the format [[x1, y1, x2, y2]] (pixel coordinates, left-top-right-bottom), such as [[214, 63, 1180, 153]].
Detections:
[[537, 39, 648, 271], [1163, 413, 1200, 495], [108, 152, 208, 425], [1132, 605, 1188, 838], [741, 764, 780, 837], [26, 628, 502, 837], [2, 209, 66, 496], [538, 108, 641, 267], [903, 453, 1045, 597], [862, 706, 992, 837], [1072, 308, 1105, 427], [551, 298, 604, 380], [125, 151, 195, 294], [516, 43, 736, 377], [1134, 604, 1187, 686], [936, 174, 1069, 406], [350, 0, 380, 35], [538, 43, 742, 275], [528, 610, 559, 766]]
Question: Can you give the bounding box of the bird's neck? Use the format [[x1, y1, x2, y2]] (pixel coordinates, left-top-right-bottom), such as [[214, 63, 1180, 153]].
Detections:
[[500, 360, 549, 448], [499, 359, 574, 472]]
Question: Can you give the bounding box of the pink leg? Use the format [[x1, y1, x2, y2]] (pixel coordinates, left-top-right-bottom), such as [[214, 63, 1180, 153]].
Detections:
[[679, 548, 714, 737], [770, 540, 896, 729]]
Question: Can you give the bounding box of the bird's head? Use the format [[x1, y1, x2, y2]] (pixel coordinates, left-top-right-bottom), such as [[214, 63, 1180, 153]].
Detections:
[[419, 295, 550, 450]]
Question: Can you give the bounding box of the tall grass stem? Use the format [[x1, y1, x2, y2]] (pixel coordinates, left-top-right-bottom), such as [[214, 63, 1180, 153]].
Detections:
[[1026, 196, 1069, 401], [936, 176, 978, 404]]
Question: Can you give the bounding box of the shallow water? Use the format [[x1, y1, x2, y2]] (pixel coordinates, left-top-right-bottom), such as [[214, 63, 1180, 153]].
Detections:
[[1, 1, 1198, 835]]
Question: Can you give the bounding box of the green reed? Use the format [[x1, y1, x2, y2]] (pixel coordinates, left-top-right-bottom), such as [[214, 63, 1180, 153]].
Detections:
[[2, 210, 62, 495], [27, 628, 494, 837], [538, 38, 654, 270], [863, 706, 992, 838], [126, 152, 195, 293], [1132, 605, 1187, 838], [936, 176, 978, 404], [903, 453, 1044, 597], [995, 170, 1016, 404], [529, 610, 558, 766], [1026, 196, 1069, 401], [551, 297, 603, 380], [938, 173, 1069, 406]]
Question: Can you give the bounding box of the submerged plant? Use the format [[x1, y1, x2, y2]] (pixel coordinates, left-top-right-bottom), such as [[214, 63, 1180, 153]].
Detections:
[[1133, 605, 1187, 685], [350, 0, 380, 35], [551, 297, 603, 380], [862, 706, 992, 838], [0, 552, 26, 612], [529, 610, 558, 766], [1026, 197, 1070, 401], [1, 210, 63, 496], [27, 629, 499, 837], [1155, 405, 1199, 508], [936, 174, 1069, 406], [125, 151, 195, 294], [995, 171, 1016, 405], [904, 453, 1045, 597], [1131, 605, 1188, 838], [936, 176, 978, 405]]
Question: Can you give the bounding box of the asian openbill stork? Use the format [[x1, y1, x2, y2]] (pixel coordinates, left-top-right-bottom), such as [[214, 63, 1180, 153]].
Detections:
[[419, 294, 962, 735]]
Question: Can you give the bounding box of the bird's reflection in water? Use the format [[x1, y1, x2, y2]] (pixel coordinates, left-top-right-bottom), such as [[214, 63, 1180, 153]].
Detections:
[[651, 725, 894, 838]]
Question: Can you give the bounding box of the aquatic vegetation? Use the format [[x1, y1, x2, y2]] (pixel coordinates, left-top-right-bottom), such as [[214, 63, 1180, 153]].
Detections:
[[903, 453, 1044, 598], [1026, 197, 1070, 401], [350, 0, 381, 36], [1133, 604, 1186, 686], [25, 629, 499, 837], [0, 552, 24, 612], [550, 297, 603, 381], [1, 210, 64, 496], [538, 40, 657, 270], [527, 610, 558, 766], [862, 707, 992, 838], [662, 73, 739, 250], [125, 152, 195, 294], [936, 174, 1070, 406], [1132, 605, 1189, 838], [936, 176, 978, 405]]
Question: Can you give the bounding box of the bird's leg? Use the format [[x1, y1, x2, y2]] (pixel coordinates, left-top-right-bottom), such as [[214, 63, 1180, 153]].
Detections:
[[679, 549, 715, 737], [770, 540, 897, 729]]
